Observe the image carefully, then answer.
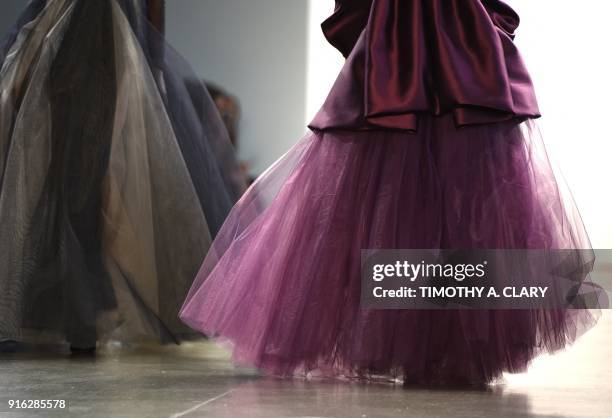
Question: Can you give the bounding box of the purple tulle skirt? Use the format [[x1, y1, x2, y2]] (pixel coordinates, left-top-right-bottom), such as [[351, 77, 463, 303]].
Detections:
[[180, 115, 598, 385]]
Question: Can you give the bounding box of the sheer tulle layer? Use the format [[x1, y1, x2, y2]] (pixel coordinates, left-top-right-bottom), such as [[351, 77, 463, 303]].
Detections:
[[181, 116, 597, 384], [0, 0, 243, 346]]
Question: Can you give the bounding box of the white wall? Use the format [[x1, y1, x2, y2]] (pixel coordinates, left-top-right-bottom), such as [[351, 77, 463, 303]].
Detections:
[[166, 0, 309, 176], [305, 0, 343, 123], [507, 0, 612, 248]]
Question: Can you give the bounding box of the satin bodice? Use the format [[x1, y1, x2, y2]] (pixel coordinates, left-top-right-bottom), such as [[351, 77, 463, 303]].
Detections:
[[310, 0, 540, 132]]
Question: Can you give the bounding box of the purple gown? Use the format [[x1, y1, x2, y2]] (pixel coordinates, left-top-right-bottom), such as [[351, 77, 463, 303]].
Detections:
[[180, 0, 598, 385]]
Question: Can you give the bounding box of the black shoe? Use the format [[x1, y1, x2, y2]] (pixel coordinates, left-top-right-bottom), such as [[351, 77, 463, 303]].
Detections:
[[0, 340, 21, 353], [69, 345, 97, 356]]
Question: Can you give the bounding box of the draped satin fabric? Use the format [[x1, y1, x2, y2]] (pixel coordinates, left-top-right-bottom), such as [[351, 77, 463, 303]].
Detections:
[[311, 0, 540, 132]]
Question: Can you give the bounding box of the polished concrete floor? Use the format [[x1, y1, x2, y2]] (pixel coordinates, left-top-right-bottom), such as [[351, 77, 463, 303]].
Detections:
[[1, 312, 611, 418]]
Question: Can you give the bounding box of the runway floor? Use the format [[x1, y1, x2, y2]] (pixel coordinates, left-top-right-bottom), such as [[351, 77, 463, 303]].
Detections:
[[1, 311, 610, 418]]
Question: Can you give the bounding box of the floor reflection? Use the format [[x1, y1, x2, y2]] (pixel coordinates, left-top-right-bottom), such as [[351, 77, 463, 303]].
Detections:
[[188, 378, 571, 418], [0, 312, 609, 417]]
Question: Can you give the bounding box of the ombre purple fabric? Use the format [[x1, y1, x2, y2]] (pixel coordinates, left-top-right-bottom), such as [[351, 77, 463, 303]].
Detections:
[[311, 0, 540, 132], [180, 0, 598, 385]]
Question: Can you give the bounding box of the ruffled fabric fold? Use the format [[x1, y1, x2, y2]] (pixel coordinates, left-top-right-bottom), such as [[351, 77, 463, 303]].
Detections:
[[311, 0, 540, 132]]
